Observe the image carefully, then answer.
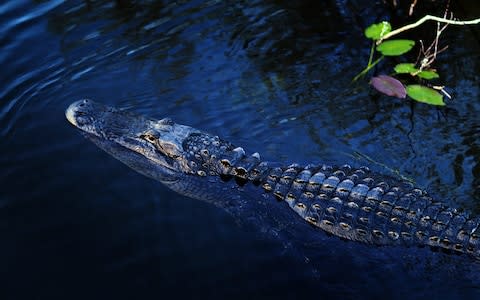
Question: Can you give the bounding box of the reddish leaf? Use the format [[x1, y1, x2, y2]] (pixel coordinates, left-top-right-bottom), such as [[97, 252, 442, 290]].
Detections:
[[370, 75, 406, 98]]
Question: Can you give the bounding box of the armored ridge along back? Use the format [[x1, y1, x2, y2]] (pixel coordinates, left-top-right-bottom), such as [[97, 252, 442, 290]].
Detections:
[[66, 99, 480, 260]]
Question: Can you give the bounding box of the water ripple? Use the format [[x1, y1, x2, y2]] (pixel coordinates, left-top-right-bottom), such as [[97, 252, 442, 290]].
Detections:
[[0, 0, 62, 35]]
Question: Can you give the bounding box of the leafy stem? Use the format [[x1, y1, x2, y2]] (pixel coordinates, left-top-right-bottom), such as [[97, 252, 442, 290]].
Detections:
[[353, 55, 384, 82], [367, 41, 375, 66]]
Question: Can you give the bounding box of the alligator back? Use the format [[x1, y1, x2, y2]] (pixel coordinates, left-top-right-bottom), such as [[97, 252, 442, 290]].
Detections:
[[259, 164, 480, 257], [183, 132, 480, 260]]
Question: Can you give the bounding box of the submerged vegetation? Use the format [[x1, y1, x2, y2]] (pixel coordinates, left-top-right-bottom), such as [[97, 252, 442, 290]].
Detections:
[[354, 14, 480, 106]]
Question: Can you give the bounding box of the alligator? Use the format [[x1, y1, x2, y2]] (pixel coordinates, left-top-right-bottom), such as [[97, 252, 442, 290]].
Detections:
[[66, 99, 480, 260]]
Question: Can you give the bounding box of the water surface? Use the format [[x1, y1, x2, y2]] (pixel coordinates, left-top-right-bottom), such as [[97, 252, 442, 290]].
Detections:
[[2, 1, 480, 299]]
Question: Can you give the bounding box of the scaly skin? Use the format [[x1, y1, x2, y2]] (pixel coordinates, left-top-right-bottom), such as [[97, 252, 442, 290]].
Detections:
[[66, 99, 480, 260]]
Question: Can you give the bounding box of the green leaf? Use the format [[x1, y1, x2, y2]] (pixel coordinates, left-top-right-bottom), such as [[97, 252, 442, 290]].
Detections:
[[406, 85, 445, 106], [394, 63, 418, 74], [364, 22, 392, 40], [376, 40, 415, 56], [417, 70, 439, 80]]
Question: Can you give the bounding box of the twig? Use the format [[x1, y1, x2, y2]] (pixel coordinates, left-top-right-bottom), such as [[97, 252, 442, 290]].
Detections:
[[409, 0, 418, 16], [415, 13, 451, 71], [377, 15, 480, 44]]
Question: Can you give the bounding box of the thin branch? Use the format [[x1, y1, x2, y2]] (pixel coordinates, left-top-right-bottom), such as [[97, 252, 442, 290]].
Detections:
[[409, 0, 418, 16], [377, 15, 480, 44], [417, 13, 451, 70]]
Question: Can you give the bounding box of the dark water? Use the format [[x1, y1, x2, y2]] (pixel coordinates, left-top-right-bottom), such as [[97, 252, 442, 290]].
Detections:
[[2, 0, 480, 299]]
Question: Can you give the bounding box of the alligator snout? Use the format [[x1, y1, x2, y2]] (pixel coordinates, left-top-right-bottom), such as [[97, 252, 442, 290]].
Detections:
[[65, 99, 92, 127], [65, 99, 153, 140]]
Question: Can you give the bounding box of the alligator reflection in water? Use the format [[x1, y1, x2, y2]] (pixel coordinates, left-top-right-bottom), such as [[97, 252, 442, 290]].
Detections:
[[66, 99, 480, 261]]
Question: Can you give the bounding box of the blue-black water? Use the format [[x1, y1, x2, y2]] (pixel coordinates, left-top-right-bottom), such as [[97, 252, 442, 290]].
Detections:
[[2, 1, 480, 299]]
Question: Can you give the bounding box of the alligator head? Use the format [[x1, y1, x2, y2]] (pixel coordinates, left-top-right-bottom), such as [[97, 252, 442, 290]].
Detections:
[[65, 99, 200, 184], [66, 99, 261, 204]]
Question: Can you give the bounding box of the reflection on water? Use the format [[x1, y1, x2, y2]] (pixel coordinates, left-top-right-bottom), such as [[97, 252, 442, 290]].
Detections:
[[1, 0, 480, 298]]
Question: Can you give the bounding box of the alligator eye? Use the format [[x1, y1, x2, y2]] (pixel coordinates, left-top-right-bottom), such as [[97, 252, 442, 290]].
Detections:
[[140, 133, 157, 143]]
